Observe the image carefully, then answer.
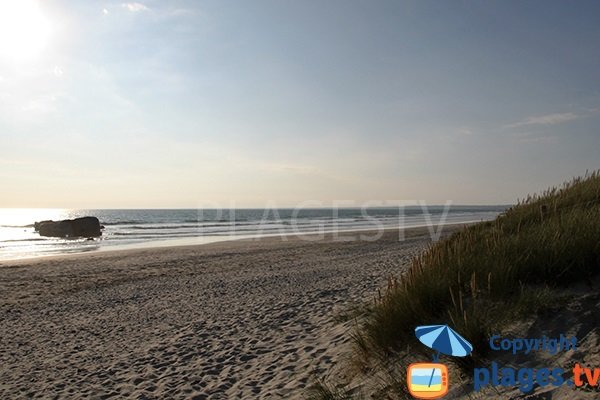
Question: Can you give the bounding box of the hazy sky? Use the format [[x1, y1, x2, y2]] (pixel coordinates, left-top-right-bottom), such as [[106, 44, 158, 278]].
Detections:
[[1, 0, 599, 208]]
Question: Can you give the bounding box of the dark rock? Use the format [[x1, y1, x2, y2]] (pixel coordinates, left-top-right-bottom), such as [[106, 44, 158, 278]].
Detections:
[[34, 217, 102, 238], [33, 220, 52, 231]]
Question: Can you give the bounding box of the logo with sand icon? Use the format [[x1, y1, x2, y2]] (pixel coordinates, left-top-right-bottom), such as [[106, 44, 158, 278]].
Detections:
[[407, 324, 473, 399]]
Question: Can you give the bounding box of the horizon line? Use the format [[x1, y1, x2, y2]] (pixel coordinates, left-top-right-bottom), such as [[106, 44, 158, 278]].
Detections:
[[0, 204, 514, 211]]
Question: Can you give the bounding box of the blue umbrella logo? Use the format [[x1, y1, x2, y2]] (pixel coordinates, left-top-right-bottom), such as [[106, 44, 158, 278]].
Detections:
[[408, 325, 472, 397], [415, 324, 473, 362]]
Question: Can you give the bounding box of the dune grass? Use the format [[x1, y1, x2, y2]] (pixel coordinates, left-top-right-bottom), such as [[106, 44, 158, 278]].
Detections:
[[305, 381, 360, 400], [356, 172, 600, 364]]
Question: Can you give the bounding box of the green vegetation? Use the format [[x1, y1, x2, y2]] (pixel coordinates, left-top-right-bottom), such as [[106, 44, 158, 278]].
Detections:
[[358, 172, 600, 364], [308, 173, 600, 399]]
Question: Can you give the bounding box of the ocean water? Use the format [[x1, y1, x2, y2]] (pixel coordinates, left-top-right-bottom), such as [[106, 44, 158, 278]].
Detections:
[[0, 206, 508, 261]]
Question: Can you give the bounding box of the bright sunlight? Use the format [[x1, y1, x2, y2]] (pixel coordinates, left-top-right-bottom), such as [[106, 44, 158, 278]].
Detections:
[[0, 0, 53, 62]]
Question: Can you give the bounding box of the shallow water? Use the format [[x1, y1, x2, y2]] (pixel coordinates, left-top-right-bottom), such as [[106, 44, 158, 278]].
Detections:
[[0, 206, 508, 260]]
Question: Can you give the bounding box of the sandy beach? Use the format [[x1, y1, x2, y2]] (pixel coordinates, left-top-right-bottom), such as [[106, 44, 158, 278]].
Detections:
[[0, 226, 455, 399]]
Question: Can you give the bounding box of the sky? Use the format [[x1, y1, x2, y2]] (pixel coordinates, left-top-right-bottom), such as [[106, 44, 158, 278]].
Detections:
[[0, 0, 599, 208]]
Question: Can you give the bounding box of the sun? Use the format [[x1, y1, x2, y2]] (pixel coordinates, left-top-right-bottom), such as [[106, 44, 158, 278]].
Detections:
[[0, 0, 53, 62]]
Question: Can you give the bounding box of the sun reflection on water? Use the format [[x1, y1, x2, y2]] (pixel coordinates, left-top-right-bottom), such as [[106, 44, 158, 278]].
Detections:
[[0, 208, 69, 228]]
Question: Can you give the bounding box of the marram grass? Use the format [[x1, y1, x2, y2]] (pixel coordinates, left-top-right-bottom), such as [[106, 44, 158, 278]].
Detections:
[[356, 172, 600, 362]]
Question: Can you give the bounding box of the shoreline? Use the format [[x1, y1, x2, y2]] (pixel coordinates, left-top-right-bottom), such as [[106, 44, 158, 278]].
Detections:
[[0, 220, 480, 265]]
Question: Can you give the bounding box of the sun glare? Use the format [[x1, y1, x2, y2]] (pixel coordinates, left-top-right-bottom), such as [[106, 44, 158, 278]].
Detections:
[[0, 0, 53, 62]]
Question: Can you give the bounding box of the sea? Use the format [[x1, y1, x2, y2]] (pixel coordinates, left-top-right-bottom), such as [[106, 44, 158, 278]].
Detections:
[[0, 206, 508, 261]]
